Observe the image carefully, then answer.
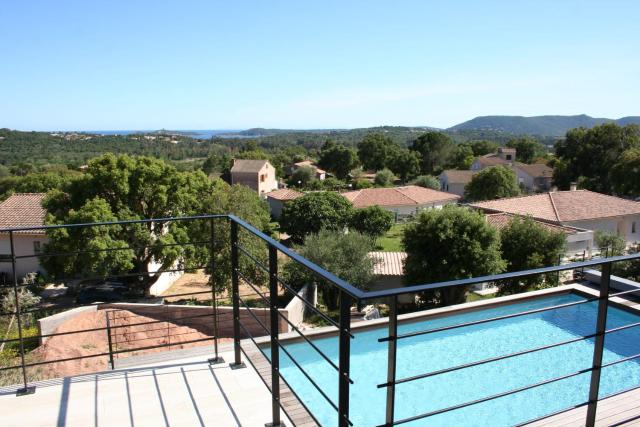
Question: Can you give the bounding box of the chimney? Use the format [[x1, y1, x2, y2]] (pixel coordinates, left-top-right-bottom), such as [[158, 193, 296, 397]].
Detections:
[[570, 182, 577, 191]]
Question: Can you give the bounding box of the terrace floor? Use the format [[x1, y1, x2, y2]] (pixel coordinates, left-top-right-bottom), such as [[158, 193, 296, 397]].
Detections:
[[0, 345, 292, 427]]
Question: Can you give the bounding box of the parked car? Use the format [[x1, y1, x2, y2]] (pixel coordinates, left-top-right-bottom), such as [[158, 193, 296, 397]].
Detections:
[[76, 281, 130, 304]]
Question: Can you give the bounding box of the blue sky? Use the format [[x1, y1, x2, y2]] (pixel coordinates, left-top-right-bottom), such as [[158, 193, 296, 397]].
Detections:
[[1, 0, 638, 131]]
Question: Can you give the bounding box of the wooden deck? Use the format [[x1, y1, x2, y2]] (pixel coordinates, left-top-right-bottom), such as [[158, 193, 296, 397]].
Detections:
[[525, 388, 640, 426], [241, 338, 319, 427]]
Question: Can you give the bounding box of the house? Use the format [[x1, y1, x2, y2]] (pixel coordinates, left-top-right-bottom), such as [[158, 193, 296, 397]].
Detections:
[[0, 193, 49, 280], [266, 188, 303, 219], [513, 163, 554, 192], [485, 212, 594, 256], [471, 147, 516, 171], [470, 189, 640, 247], [367, 251, 413, 304], [439, 170, 477, 197], [291, 160, 326, 180], [230, 159, 278, 196], [342, 185, 460, 220]]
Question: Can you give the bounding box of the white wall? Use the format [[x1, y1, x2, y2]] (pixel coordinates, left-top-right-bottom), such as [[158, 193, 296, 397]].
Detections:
[[267, 198, 284, 219], [564, 215, 640, 247], [0, 234, 49, 279]]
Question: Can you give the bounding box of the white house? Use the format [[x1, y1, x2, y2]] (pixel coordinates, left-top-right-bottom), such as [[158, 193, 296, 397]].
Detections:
[[0, 193, 49, 280], [513, 163, 554, 192], [230, 159, 278, 196], [471, 147, 516, 171], [471, 189, 640, 248], [439, 170, 477, 197], [341, 185, 460, 220], [265, 188, 303, 219], [485, 212, 594, 256]]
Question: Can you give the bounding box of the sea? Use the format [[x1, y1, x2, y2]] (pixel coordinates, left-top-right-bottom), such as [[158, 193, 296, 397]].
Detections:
[[84, 130, 247, 139]]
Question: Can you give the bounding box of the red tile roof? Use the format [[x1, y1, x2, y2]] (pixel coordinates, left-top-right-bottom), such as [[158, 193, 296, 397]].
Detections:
[[342, 186, 460, 208], [474, 154, 510, 168], [369, 251, 406, 276], [485, 213, 582, 235], [266, 188, 303, 201], [440, 169, 477, 184], [471, 190, 640, 223], [230, 159, 269, 173], [514, 163, 553, 178], [0, 193, 47, 234]]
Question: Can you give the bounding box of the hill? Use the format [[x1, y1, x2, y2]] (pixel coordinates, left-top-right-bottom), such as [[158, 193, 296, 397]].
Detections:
[[448, 114, 640, 137]]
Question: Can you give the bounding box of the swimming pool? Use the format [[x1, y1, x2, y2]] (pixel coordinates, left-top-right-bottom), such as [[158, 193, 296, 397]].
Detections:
[[264, 293, 640, 426]]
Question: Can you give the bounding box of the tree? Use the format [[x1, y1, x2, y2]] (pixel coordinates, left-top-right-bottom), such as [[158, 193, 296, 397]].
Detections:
[[350, 206, 394, 238], [610, 148, 640, 197], [410, 132, 455, 175], [289, 166, 315, 188], [357, 133, 396, 171], [283, 229, 376, 310], [403, 206, 505, 306], [554, 123, 640, 193], [389, 149, 421, 182], [410, 175, 441, 190], [42, 154, 271, 295], [469, 140, 499, 156], [464, 166, 520, 201], [497, 217, 566, 295], [280, 192, 353, 243], [318, 144, 359, 180], [447, 144, 474, 169], [374, 168, 395, 187], [594, 230, 626, 257], [506, 137, 546, 163]]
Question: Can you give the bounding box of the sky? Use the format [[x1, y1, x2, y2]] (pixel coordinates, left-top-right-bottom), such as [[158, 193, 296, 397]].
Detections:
[[1, 0, 639, 131]]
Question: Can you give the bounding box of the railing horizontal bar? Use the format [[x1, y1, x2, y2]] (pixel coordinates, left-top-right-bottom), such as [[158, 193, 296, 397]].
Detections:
[[378, 332, 596, 388], [236, 269, 270, 304], [274, 307, 352, 382], [229, 214, 365, 299], [236, 244, 269, 274], [384, 366, 593, 426], [380, 297, 598, 342], [236, 323, 325, 427], [601, 351, 640, 369], [362, 253, 640, 299], [14, 240, 213, 260], [605, 320, 640, 335], [0, 214, 228, 233], [600, 382, 640, 402], [237, 296, 271, 336], [609, 288, 640, 298], [513, 401, 590, 427], [276, 276, 349, 335], [0, 311, 233, 344]]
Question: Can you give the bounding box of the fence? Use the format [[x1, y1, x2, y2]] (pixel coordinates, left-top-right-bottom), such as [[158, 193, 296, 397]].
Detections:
[[2, 214, 640, 427]]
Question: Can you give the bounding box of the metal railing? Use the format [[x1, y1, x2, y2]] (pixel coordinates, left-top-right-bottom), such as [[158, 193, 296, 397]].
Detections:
[[2, 214, 640, 427]]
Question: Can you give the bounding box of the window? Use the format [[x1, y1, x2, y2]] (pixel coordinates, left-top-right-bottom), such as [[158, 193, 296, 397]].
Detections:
[[506, 154, 512, 160], [260, 174, 266, 183], [633, 221, 637, 234], [33, 241, 41, 253]]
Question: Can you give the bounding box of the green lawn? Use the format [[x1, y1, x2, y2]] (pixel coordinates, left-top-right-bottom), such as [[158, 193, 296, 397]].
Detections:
[[376, 223, 406, 252]]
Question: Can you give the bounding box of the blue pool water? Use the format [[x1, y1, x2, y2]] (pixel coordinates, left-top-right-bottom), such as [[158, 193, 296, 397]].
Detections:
[[265, 294, 640, 426]]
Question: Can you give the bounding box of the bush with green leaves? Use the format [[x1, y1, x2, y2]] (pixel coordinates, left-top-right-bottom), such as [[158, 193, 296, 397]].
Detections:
[[594, 230, 626, 256], [279, 192, 354, 243], [403, 205, 505, 306], [410, 175, 441, 190], [374, 168, 395, 187], [282, 229, 376, 310], [464, 165, 520, 201], [350, 206, 394, 238], [496, 216, 566, 295]]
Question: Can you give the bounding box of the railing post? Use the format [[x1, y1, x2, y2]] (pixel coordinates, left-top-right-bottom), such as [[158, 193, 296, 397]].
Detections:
[[229, 219, 245, 369], [585, 261, 611, 426], [338, 290, 353, 427], [266, 243, 284, 426], [105, 311, 115, 370], [10, 231, 35, 396], [208, 217, 223, 364], [385, 296, 398, 426]]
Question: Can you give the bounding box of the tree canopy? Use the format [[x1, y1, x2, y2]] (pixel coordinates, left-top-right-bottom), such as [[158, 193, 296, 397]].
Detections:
[[279, 192, 353, 243], [410, 132, 455, 175], [497, 217, 566, 295], [283, 229, 376, 310], [357, 133, 396, 171], [506, 137, 547, 164], [349, 206, 394, 238], [553, 123, 640, 193], [374, 168, 395, 187], [403, 206, 505, 306], [410, 175, 441, 190], [318, 142, 359, 180], [610, 148, 640, 197], [42, 154, 270, 294], [464, 166, 520, 201]]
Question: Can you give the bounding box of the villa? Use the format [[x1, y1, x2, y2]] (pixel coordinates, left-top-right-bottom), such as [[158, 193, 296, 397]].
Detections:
[[230, 159, 278, 196]]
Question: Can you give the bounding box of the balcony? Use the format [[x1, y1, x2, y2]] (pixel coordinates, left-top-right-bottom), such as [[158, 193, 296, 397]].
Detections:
[[1, 215, 640, 426]]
